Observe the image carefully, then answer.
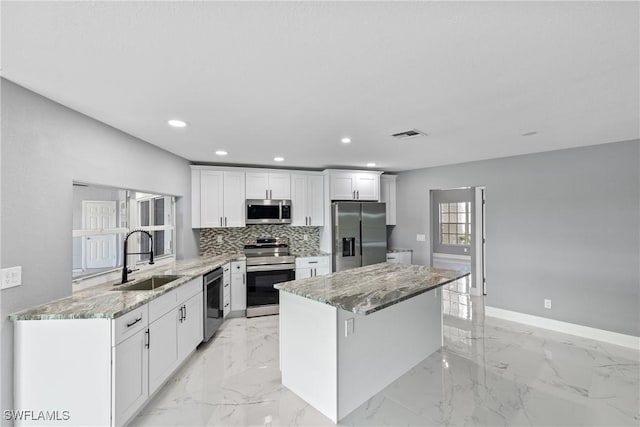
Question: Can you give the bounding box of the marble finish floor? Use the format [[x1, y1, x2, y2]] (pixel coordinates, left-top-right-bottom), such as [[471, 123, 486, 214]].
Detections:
[[131, 278, 639, 426]]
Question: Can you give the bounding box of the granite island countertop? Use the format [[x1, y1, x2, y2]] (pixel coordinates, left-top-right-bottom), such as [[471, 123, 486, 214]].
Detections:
[[10, 254, 245, 321], [387, 248, 413, 253], [274, 262, 468, 315]]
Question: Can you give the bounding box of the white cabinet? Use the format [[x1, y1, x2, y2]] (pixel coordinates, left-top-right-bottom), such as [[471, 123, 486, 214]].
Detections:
[[113, 327, 149, 427], [14, 279, 205, 427], [386, 251, 412, 264], [223, 263, 231, 317], [328, 171, 380, 201], [246, 172, 291, 200], [380, 175, 397, 225], [230, 261, 247, 312], [192, 169, 246, 228], [291, 174, 324, 226], [295, 256, 331, 279]]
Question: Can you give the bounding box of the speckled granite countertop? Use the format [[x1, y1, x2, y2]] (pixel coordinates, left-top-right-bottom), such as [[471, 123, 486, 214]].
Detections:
[[291, 250, 330, 257], [274, 262, 468, 315], [387, 248, 413, 253], [10, 254, 245, 321]]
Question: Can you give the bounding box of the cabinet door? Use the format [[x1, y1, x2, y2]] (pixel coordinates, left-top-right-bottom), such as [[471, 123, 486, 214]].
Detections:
[[295, 267, 312, 279], [178, 292, 204, 362], [307, 175, 324, 226], [314, 266, 331, 276], [113, 329, 149, 427], [290, 174, 308, 226], [380, 176, 396, 225], [148, 310, 179, 395], [330, 173, 356, 200], [355, 173, 379, 200], [246, 172, 269, 199], [231, 271, 246, 311], [269, 173, 291, 199], [223, 171, 246, 227], [200, 171, 224, 228]]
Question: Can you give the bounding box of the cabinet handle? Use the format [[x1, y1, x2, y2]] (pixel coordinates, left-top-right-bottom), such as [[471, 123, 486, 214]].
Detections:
[[242, 273, 245, 284], [357, 190, 359, 199], [126, 317, 142, 328], [145, 329, 150, 349], [308, 216, 311, 225], [352, 190, 355, 199], [266, 189, 269, 199], [220, 217, 223, 227], [183, 305, 187, 321], [225, 217, 227, 226]]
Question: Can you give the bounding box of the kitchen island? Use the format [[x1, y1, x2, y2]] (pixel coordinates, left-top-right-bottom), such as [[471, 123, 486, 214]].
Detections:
[[274, 262, 469, 423]]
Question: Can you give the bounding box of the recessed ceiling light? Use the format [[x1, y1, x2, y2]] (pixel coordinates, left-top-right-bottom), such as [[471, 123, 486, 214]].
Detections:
[[215, 150, 228, 156], [167, 119, 187, 128], [274, 156, 285, 162], [522, 131, 538, 136], [367, 162, 377, 167], [341, 137, 351, 144]]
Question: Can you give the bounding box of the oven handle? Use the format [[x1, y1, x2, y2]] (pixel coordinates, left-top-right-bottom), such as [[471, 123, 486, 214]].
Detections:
[[246, 264, 296, 273]]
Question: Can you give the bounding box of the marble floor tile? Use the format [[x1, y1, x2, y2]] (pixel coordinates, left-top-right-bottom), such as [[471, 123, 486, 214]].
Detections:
[[132, 279, 639, 426]]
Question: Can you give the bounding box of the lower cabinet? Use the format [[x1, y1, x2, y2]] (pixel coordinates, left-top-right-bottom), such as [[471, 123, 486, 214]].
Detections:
[[295, 256, 331, 279], [13, 277, 204, 427], [230, 261, 247, 312], [386, 251, 412, 264]]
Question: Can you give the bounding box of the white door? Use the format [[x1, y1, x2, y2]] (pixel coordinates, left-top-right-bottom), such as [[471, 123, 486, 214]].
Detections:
[[330, 173, 356, 200], [113, 329, 148, 427], [268, 173, 291, 199], [308, 175, 324, 226], [290, 174, 308, 226], [201, 171, 224, 228], [148, 310, 179, 395], [178, 293, 204, 361], [245, 173, 269, 199], [82, 201, 117, 269], [355, 173, 379, 200], [223, 171, 246, 227]]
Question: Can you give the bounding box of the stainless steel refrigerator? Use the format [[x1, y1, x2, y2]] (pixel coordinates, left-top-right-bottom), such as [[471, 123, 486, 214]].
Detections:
[[332, 202, 387, 272]]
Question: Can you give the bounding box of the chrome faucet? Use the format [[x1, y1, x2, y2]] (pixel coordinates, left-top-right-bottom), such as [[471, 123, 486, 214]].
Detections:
[[121, 229, 154, 284]]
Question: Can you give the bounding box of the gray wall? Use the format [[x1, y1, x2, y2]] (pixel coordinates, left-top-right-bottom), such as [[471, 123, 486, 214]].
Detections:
[[390, 140, 640, 337], [0, 79, 199, 421]]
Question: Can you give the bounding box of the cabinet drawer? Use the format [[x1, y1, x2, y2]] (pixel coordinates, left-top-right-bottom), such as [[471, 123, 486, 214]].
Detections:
[[149, 289, 178, 322], [295, 256, 330, 269], [177, 277, 202, 302], [113, 305, 148, 346]]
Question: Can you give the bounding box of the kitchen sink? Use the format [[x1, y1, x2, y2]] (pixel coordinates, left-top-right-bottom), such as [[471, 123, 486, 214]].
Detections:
[[114, 275, 184, 291]]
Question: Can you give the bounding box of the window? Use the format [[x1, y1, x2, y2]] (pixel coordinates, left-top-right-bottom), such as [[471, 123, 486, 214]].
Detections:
[[439, 202, 471, 246], [72, 184, 175, 281]]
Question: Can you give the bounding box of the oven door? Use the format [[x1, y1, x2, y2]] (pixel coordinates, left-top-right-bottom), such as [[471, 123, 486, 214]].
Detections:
[[203, 269, 224, 342], [246, 265, 295, 316]]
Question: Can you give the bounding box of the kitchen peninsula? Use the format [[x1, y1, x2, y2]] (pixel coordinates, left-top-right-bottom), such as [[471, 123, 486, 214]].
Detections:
[[275, 262, 469, 423]]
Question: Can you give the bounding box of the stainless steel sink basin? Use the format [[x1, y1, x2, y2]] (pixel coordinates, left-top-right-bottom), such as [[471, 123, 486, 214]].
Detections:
[[114, 275, 183, 291]]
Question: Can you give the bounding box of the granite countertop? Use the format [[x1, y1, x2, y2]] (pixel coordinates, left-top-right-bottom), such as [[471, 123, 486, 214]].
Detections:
[[290, 250, 331, 257], [274, 262, 468, 316], [10, 254, 245, 321], [387, 248, 413, 253]]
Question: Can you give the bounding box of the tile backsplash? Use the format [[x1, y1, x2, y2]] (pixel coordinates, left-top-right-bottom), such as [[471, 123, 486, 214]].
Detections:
[[200, 225, 320, 255]]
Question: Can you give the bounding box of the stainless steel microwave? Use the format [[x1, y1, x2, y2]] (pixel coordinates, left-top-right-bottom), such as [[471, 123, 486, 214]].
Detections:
[[246, 199, 292, 224]]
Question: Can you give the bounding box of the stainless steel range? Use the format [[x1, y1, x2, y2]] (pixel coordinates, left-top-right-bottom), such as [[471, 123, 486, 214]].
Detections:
[[244, 237, 295, 317]]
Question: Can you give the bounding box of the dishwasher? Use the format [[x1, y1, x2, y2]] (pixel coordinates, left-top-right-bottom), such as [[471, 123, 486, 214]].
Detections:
[[203, 267, 224, 342]]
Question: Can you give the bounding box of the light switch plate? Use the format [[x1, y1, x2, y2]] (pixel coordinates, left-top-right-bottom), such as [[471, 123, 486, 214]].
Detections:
[[1, 266, 22, 289], [345, 318, 355, 337], [416, 234, 426, 242], [217, 235, 223, 243]]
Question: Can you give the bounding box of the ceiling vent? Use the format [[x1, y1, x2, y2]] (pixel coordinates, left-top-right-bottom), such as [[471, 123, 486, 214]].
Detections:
[[391, 129, 428, 140]]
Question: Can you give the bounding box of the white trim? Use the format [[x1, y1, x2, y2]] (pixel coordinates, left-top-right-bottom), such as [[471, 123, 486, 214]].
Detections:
[[485, 306, 640, 350], [433, 253, 471, 262]]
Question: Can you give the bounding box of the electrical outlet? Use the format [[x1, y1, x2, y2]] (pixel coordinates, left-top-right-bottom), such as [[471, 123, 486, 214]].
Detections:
[[1, 266, 22, 289], [303, 234, 308, 241], [345, 318, 355, 337], [544, 299, 551, 309], [416, 234, 426, 242], [217, 235, 223, 243]]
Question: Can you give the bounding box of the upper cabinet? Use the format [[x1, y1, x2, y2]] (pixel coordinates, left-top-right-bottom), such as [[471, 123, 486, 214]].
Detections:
[[246, 172, 291, 200], [380, 175, 397, 225], [192, 168, 246, 228], [291, 174, 324, 226], [328, 171, 381, 201]]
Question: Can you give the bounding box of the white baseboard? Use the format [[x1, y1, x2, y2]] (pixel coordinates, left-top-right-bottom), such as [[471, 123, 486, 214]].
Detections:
[[485, 306, 640, 350]]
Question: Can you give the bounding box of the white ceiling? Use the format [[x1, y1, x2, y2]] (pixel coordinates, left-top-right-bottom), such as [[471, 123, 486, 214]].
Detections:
[[2, 1, 638, 172]]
